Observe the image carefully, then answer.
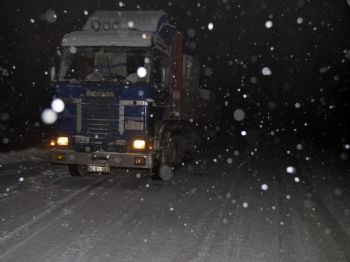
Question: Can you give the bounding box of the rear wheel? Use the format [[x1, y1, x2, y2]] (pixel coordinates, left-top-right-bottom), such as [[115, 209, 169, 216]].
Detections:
[[155, 130, 177, 181], [68, 164, 88, 177], [161, 131, 177, 166]]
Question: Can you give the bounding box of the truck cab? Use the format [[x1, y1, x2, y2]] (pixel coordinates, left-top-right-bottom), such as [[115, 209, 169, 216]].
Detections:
[[50, 11, 218, 180]]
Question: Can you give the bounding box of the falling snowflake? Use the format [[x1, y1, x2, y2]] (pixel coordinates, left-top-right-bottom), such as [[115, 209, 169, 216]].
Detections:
[[137, 67, 147, 78], [261, 184, 269, 191], [265, 21, 273, 28], [51, 98, 65, 113], [128, 21, 134, 28], [233, 109, 245, 121], [250, 76, 257, 84], [286, 166, 296, 174], [69, 46, 77, 54], [2, 138, 9, 144], [44, 9, 57, 23], [187, 28, 196, 38], [262, 67, 272, 76], [41, 109, 57, 125], [204, 67, 213, 77], [334, 188, 342, 196]]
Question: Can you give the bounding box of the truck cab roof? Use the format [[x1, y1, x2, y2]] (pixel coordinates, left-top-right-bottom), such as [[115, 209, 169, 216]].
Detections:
[[83, 10, 168, 32], [61, 10, 171, 48], [62, 31, 152, 47]]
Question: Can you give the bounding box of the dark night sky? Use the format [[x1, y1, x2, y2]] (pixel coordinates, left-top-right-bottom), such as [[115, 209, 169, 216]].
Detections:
[[0, 0, 350, 147]]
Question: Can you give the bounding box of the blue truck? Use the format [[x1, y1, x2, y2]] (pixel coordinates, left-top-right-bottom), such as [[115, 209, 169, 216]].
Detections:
[[49, 10, 219, 180]]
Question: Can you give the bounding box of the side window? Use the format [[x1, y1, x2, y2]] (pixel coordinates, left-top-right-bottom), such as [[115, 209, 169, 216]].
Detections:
[[153, 50, 171, 92], [152, 53, 162, 87], [162, 57, 172, 92]]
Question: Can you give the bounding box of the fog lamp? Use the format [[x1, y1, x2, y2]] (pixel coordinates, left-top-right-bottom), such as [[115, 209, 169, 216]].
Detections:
[[55, 153, 66, 161], [133, 139, 145, 150], [57, 136, 69, 146]]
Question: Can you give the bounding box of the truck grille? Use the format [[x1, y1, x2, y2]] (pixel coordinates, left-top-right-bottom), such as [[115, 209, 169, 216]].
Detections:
[[82, 97, 118, 147]]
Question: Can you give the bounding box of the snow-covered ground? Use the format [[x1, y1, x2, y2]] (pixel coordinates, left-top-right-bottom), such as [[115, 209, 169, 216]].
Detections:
[[0, 141, 349, 262]]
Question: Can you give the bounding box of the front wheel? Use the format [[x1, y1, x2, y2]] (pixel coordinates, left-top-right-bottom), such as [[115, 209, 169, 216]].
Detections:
[[158, 165, 174, 181], [68, 165, 88, 177]]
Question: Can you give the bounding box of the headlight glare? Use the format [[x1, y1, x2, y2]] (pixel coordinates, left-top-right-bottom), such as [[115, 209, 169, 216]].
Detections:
[[133, 139, 145, 150], [57, 136, 69, 146]]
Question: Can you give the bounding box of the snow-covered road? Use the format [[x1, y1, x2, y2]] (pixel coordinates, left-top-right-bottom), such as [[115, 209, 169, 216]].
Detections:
[[0, 142, 349, 262]]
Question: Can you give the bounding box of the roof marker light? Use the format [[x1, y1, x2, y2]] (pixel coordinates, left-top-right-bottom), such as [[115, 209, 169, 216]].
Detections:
[[102, 21, 111, 31], [112, 21, 120, 30], [91, 19, 101, 31]]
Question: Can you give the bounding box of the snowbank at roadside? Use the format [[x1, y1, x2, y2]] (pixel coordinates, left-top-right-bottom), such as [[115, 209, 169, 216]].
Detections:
[[0, 148, 48, 168]]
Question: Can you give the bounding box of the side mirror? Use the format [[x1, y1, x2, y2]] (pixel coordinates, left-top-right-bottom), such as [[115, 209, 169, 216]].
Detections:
[[50, 66, 57, 82], [159, 24, 177, 40]]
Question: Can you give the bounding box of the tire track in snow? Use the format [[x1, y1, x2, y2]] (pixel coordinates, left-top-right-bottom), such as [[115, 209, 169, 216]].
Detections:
[[190, 174, 239, 262], [292, 161, 350, 261], [0, 161, 48, 174], [200, 161, 249, 262], [277, 173, 296, 262], [0, 175, 111, 259], [208, 178, 242, 262], [0, 162, 52, 201], [66, 190, 146, 262], [75, 203, 145, 262], [170, 171, 240, 262], [169, 202, 219, 262]]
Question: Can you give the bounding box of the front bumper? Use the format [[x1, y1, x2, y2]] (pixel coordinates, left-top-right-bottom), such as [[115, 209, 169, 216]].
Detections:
[[50, 149, 153, 169]]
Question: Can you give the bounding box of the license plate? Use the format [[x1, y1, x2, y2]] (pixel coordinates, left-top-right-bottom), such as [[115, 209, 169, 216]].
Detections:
[[88, 166, 110, 173]]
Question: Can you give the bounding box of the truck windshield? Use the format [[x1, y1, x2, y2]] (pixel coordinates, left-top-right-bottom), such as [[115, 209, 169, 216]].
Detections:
[[59, 47, 151, 83]]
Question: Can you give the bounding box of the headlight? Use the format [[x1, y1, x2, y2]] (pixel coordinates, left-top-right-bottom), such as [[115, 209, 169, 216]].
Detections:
[[57, 136, 69, 146], [133, 139, 145, 150]]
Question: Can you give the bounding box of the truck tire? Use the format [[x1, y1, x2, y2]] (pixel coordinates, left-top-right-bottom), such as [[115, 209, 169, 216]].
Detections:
[[158, 165, 174, 181], [153, 130, 176, 181], [68, 164, 88, 176], [160, 131, 177, 166]]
